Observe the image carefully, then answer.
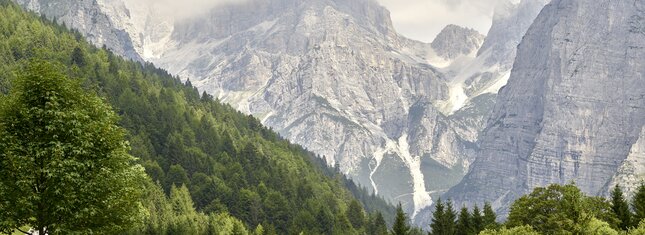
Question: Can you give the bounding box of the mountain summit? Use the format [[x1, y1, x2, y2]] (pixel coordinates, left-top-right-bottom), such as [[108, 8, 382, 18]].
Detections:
[[431, 25, 484, 60]]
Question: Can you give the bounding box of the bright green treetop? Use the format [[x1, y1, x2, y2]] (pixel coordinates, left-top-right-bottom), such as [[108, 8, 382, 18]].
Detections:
[[0, 61, 146, 234]]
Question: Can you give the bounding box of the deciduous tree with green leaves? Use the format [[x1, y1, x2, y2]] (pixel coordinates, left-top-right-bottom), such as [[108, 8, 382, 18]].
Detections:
[[507, 183, 618, 234], [0, 61, 146, 234]]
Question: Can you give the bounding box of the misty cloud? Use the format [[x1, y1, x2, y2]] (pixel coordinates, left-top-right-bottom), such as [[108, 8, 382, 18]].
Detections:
[[377, 0, 512, 42], [121, 0, 245, 20], [121, 0, 509, 43]]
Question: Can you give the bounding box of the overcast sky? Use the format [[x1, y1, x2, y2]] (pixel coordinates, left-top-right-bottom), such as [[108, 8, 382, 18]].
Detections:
[[377, 0, 510, 43]]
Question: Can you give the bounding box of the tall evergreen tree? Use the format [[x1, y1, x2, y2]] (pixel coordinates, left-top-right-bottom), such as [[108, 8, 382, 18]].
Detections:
[[71, 46, 86, 67], [368, 212, 388, 235], [471, 205, 483, 233], [633, 182, 645, 227], [392, 203, 410, 235], [316, 207, 334, 235], [430, 198, 446, 235], [611, 185, 633, 230], [444, 200, 457, 235], [430, 199, 457, 235], [482, 202, 498, 229], [456, 206, 472, 235], [347, 199, 365, 229]]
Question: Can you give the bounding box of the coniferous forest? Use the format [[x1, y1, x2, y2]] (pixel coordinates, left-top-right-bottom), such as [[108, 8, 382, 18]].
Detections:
[[0, 1, 394, 234]]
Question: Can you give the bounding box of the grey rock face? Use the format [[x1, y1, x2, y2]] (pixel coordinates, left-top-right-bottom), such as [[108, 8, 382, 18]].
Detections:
[[608, 126, 645, 198], [15, 0, 142, 61], [431, 25, 484, 60], [162, 0, 470, 216], [446, 0, 645, 216], [430, 0, 549, 148], [477, 0, 551, 70]]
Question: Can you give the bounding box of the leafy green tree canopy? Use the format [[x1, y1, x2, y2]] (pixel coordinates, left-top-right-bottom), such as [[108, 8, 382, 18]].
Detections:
[[0, 61, 146, 234], [507, 183, 618, 234]]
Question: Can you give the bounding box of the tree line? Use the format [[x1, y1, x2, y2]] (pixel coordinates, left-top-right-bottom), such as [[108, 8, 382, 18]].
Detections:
[[389, 183, 645, 235]]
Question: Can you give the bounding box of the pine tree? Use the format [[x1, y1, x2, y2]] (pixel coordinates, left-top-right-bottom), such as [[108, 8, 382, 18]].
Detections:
[[456, 206, 472, 235], [430, 198, 446, 235], [316, 207, 334, 235], [611, 185, 632, 230], [429, 199, 456, 235], [392, 203, 410, 235], [347, 199, 365, 229], [471, 205, 483, 234], [633, 182, 645, 227], [482, 202, 498, 230], [71, 46, 86, 67], [368, 212, 388, 235], [444, 200, 457, 235]]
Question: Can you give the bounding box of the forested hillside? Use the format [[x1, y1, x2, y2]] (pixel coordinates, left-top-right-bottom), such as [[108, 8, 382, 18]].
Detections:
[[0, 0, 394, 234]]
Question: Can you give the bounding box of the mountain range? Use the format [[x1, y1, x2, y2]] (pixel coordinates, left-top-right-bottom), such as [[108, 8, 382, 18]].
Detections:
[[14, 0, 645, 226]]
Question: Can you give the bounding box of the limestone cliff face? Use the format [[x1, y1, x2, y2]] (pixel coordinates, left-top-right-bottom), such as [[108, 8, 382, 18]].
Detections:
[[161, 0, 471, 216], [15, 0, 142, 61], [477, 0, 551, 71], [431, 25, 484, 60], [446, 0, 645, 215]]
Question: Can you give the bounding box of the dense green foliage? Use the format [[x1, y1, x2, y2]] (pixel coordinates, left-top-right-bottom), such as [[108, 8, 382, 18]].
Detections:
[[633, 184, 645, 227], [612, 185, 633, 230], [125, 181, 253, 235], [479, 226, 539, 235], [455, 206, 472, 235], [481, 202, 498, 230], [506, 184, 618, 234], [499, 183, 645, 234], [392, 204, 410, 235], [470, 205, 483, 233], [432, 183, 645, 235], [0, 61, 147, 234], [366, 212, 388, 235], [429, 198, 493, 235], [430, 198, 454, 235], [0, 1, 396, 234]]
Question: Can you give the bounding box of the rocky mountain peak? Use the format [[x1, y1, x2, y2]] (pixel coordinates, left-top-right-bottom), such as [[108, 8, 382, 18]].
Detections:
[[431, 24, 484, 60], [445, 0, 645, 217], [171, 0, 396, 44]]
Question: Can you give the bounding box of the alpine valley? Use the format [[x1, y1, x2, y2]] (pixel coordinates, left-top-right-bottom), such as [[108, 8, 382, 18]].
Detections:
[[13, 0, 645, 227]]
